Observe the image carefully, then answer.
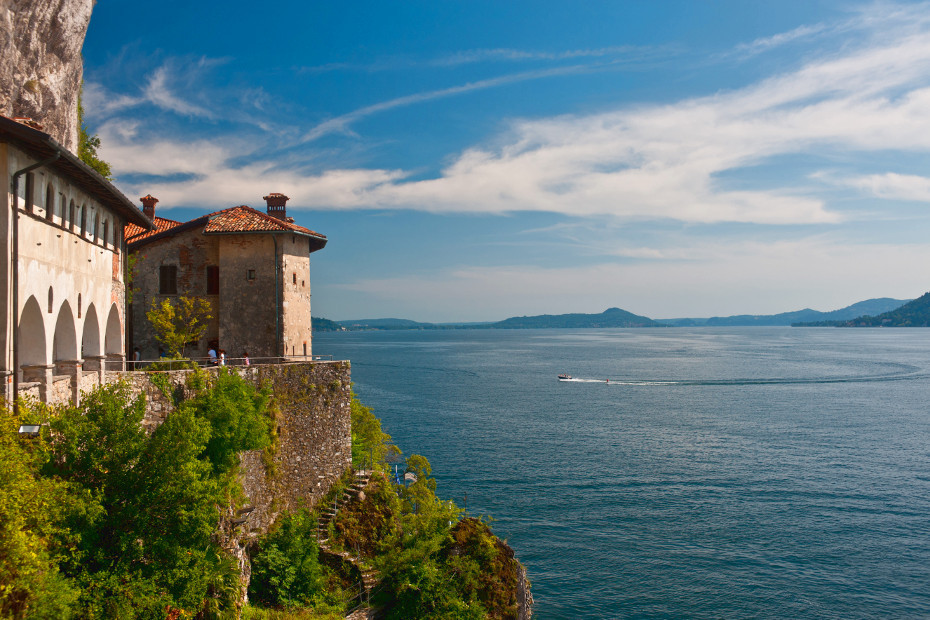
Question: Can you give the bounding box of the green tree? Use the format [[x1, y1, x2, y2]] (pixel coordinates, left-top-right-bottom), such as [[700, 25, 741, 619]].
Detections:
[[179, 368, 272, 475], [350, 393, 397, 470], [147, 296, 213, 358], [248, 509, 326, 609], [77, 90, 112, 180], [0, 405, 80, 618], [41, 380, 270, 617]]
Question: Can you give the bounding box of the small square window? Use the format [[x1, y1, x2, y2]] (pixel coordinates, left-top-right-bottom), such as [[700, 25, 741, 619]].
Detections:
[[247, 269, 256, 280]]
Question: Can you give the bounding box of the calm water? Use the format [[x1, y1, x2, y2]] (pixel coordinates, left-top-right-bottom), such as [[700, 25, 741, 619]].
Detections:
[[314, 328, 930, 619]]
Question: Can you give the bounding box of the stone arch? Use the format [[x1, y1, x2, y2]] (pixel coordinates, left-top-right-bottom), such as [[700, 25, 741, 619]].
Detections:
[[104, 304, 122, 356], [82, 304, 101, 358], [53, 301, 78, 362], [19, 296, 47, 367]]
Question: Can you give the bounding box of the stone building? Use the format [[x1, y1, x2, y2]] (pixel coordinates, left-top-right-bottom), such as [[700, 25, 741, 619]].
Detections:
[[126, 193, 327, 362], [1, 114, 153, 403]]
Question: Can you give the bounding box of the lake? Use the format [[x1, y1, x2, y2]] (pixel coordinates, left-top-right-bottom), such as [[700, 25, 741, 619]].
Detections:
[[313, 327, 930, 619]]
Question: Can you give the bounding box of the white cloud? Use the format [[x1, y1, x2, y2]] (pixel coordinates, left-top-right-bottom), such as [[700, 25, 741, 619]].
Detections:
[[103, 3, 930, 228], [839, 172, 930, 201]]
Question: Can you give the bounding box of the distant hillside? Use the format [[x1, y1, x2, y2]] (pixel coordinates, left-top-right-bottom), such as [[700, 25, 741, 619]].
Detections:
[[795, 293, 930, 327], [661, 298, 910, 327], [311, 317, 344, 332], [339, 318, 435, 330], [491, 307, 662, 329]]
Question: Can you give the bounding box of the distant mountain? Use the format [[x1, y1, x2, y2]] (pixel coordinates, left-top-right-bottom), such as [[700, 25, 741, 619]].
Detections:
[[795, 293, 930, 327], [491, 307, 662, 329], [661, 298, 910, 327]]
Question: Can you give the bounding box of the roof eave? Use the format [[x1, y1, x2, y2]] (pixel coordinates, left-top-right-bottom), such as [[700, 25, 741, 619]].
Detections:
[[0, 116, 153, 230]]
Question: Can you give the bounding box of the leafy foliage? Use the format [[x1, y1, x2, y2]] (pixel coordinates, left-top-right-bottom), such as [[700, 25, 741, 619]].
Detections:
[[350, 393, 396, 470], [147, 296, 213, 358], [0, 406, 80, 618], [180, 368, 272, 474], [77, 90, 112, 180], [1, 372, 274, 618], [248, 509, 328, 609]]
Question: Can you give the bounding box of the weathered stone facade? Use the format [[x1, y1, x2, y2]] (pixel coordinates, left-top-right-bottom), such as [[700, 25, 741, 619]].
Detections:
[[0, 0, 92, 153], [127, 198, 325, 363]]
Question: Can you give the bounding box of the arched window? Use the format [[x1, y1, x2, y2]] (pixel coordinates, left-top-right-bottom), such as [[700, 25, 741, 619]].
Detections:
[[45, 183, 54, 221], [80, 204, 87, 235], [102, 220, 109, 247], [68, 199, 75, 230], [93, 212, 99, 243]]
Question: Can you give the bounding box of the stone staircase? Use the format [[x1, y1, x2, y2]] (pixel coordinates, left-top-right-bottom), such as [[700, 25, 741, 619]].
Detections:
[[317, 470, 381, 615]]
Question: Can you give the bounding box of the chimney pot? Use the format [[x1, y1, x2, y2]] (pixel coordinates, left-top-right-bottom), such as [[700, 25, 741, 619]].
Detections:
[[140, 194, 159, 219], [263, 192, 289, 221]]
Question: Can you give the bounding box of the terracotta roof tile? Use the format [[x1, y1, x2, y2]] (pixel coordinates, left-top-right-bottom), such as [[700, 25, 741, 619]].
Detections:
[[125, 215, 182, 242], [202, 205, 325, 238], [126, 205, 327, 249]]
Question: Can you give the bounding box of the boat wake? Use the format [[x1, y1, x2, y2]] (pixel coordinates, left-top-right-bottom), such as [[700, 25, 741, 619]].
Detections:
[[558, 372, 927, 387]]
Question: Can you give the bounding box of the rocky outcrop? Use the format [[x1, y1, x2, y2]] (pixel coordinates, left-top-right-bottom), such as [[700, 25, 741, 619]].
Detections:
[[0, 0, 93, 152]]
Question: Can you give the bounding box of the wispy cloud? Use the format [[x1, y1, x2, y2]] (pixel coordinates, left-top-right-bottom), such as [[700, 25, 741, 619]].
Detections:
[[432, 45, 662, 66], [300, 63, 599, 143], [104, 2, 930, 230], [735, 23, 830, 56]]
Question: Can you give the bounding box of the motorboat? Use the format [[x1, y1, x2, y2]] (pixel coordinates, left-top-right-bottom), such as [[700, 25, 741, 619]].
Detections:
[[558, 374, 572, 381]]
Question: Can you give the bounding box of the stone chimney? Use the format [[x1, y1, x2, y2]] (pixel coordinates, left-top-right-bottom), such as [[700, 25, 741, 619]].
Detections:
[[140, 194, 158, 219], [263, 192, 289, 221]]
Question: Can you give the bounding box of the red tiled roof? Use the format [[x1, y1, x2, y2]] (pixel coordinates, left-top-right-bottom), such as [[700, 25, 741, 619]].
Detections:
[[124, 215, 182, 242], [202, 205, 325, 238], [126, 204, 327, 250]]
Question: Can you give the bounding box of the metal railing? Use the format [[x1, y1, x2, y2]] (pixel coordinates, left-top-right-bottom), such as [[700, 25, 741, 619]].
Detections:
[[125, 354, 335, 371]]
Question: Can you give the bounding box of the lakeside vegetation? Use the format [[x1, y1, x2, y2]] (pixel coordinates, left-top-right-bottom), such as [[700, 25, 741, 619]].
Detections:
[[0, 372, 523, 618]]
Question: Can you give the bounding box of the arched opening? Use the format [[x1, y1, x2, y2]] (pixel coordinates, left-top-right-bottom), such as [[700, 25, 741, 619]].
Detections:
[[69, 199, 75, 230], [80, 204, 86, 235], [81, 304, 101, 358], [19, 296, 47, 367], [53, 301, 78, 363], [104, 304, 122, 356], [103, 220, 109, 247], [93, 212, 99, 243], [45, 183, 54, 221]]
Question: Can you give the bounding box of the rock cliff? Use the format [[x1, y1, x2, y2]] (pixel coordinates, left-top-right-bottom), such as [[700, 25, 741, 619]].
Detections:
[[0, 0, 92, 152]]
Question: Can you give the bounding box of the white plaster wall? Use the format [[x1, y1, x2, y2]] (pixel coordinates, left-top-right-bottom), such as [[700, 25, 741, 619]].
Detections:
[[6, 144, 126, 368]]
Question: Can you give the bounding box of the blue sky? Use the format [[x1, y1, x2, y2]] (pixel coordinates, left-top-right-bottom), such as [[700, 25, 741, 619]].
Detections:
[[83, 1, 930, 322]]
